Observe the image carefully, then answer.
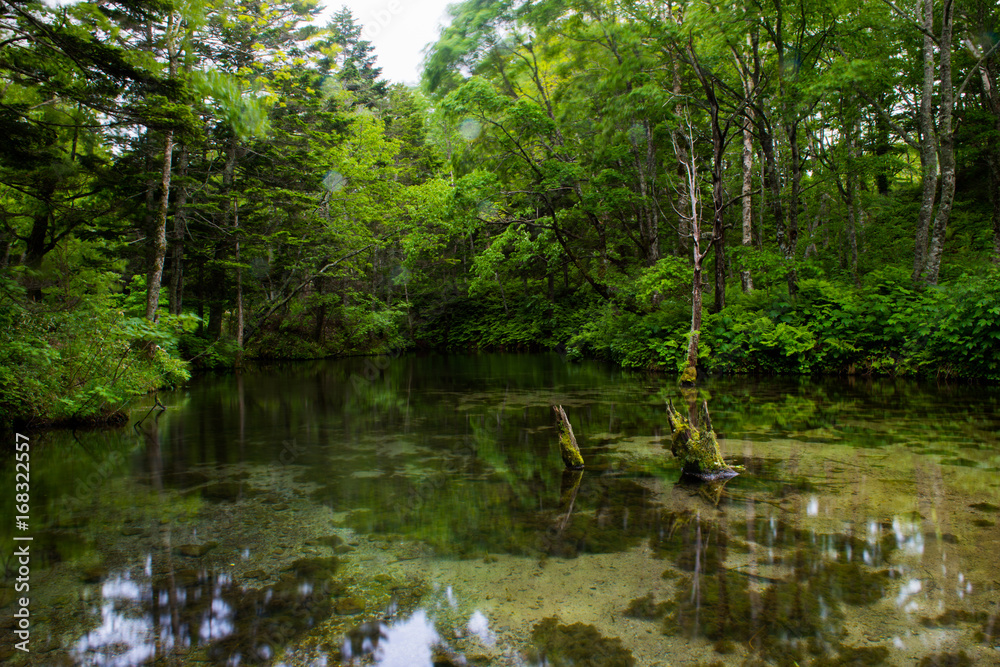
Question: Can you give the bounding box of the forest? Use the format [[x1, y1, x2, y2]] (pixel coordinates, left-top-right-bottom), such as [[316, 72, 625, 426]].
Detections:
[[1, 0, 999, 426]]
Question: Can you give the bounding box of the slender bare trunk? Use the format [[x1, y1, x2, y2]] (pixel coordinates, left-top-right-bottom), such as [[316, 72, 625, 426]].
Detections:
[[235, 202, 243, 356], [913, 0, 939, 282], [739, 34, 756, 294], [711, 116, 726, 313], [785, 120, 801, 295], [992, 154, 1000, 263], [923, 0, 955, 285], [672, 60, 691, 255], [145, 129, 173, 321], [688, 43, 728, 313], [674, 119, 703, 385], [169, 145, 188, 315]]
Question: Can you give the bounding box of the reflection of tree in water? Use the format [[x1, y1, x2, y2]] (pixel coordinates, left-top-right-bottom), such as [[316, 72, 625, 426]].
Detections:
[[74, 557, 341, 666], [636, 511, 904, 664]]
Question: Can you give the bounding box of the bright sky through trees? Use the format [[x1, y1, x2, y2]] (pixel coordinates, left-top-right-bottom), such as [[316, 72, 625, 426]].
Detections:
[[318, 0, 453, 85]]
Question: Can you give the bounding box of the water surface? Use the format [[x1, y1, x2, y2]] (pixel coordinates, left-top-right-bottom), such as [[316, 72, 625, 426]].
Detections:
[[2, 354, 999, 666]]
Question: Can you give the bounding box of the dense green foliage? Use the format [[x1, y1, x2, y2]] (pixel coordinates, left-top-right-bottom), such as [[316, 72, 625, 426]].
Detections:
[[1, 0, 999, 424]]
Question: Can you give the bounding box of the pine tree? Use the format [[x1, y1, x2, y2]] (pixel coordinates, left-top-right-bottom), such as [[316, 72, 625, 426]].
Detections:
[[325, 6, 388, 108]]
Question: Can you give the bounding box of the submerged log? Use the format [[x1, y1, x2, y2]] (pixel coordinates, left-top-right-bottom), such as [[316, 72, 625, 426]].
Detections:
[[665, 399, 738, 481], [553, 405, 584, 469]]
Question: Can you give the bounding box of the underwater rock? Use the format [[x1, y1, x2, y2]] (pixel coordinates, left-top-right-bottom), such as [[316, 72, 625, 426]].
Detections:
[[811, 646, 890, 666], [527, 617, 635, 666], [917, 651, 972, 667], [969, 502, 1000, 512], [623, 593, 670, 620], [176, 542, 218, 558], [335, 597, 366, 615], [284, 556, 339, 579], [173, 568, 203, 587], [311, 534, 345, 549], [202, 482, 255, 502], [919, 609, 990, 628]]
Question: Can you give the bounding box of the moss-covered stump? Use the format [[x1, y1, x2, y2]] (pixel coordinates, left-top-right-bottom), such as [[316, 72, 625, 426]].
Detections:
[[665, 399, 738, 481], [554, 405, 584, 469]]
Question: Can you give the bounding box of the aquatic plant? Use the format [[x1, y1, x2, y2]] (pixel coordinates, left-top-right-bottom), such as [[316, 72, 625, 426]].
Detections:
[[917, 651, 972, 667], [526, 617, 636, 666]]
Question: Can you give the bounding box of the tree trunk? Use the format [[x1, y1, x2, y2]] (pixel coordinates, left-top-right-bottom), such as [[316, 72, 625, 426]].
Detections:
[[145, 130, 174, 321], [145, 12, 178, 321], [672, 59, 691, 255], [758, 123, 785, 258], [673, 117, 703, 386], [992, 150, 1000, 263], [665, 399, 737, 481], [711, 113, 727, 313], [964, 20, 1000, 262], [913, 0, 939, 282], [784, 119, 801, 295], [234, 202, 243, 359], [169, 145, 189, 315], [740, 93, 755, 293], [553, 405, 584, 470], [923, 0, 956, 285], [313, 273, 327, 343], [875, 95, 892, 195]]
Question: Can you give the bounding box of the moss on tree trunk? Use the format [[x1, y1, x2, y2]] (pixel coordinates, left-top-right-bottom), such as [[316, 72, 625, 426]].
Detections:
[[665, 399, 738, 481], [554, 405, 584, 469]]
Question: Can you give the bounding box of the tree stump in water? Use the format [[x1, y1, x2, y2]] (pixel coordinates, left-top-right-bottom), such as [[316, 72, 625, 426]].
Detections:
[[553, 405, 584, 469], [665, 399, 738, 481]]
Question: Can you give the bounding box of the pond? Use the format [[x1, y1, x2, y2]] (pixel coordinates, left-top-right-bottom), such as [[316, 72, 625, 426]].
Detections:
[[2, 353, 999, 666]]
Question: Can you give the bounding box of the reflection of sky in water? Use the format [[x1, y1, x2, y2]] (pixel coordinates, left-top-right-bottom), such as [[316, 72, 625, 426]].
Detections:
[[75, 572, 156, 667], [896, 578, 922, 611], [467, 610, 494, 646], [892, 516, 925, 555], [342, 604, 496, 666], [74, 565, 498, 667], [374, 610, 439, 666], [74, 566, 236, 666]]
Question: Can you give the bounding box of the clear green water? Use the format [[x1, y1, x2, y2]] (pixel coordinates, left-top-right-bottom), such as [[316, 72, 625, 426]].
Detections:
[[2, 353, 1000, 666]]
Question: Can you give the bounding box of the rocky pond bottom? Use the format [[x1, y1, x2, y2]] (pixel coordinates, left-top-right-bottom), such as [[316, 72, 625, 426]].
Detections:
[[1, 354, 999, 666]]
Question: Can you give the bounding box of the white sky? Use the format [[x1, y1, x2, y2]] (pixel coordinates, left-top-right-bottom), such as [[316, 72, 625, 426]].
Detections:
[[317, 0, 455, 87], [41, 0, 455, 88]]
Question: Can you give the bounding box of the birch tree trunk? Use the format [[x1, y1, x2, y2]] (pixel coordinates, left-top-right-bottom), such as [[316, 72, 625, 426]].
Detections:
[[145, 12, 178, 321], [913, 0, 939, 282], [145, 129, 173, 321], [740, 49, 755, 294], [923, 0, 956, 285], [673, 117, 704, 387]]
